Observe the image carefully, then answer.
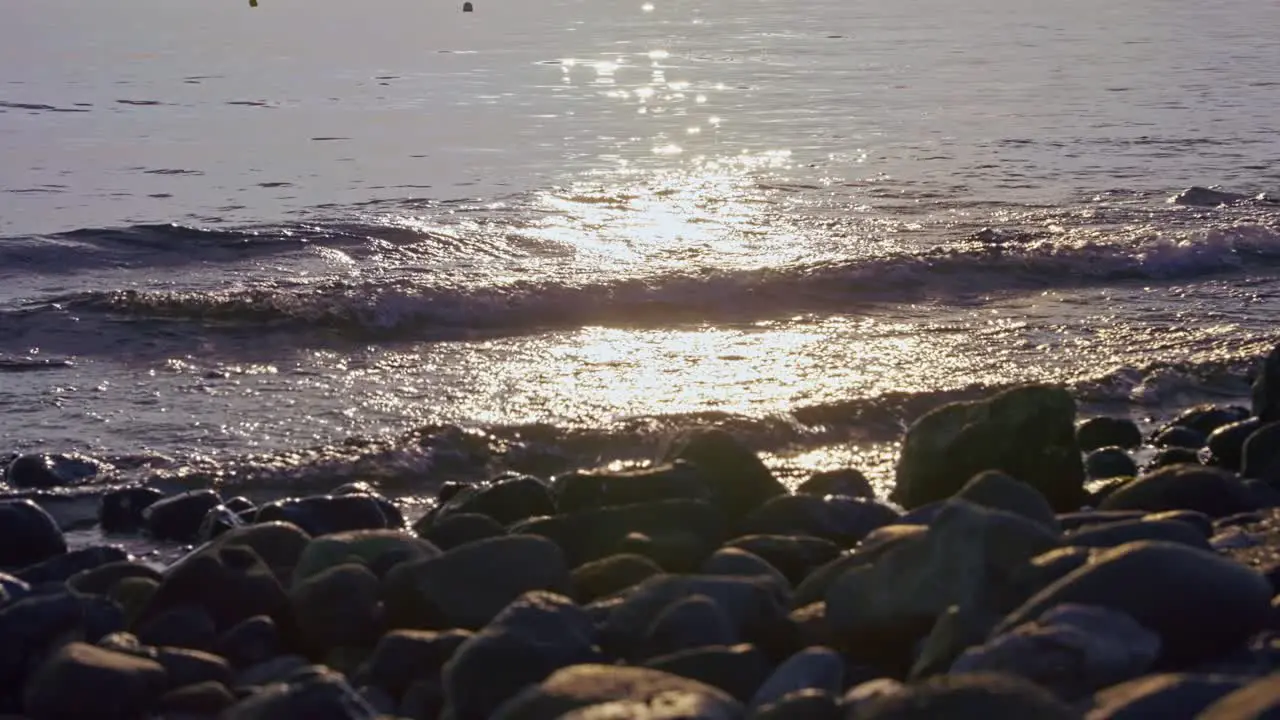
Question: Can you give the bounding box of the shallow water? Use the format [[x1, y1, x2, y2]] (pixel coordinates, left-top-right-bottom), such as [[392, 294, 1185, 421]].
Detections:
[[2, 0, 1279, 495]]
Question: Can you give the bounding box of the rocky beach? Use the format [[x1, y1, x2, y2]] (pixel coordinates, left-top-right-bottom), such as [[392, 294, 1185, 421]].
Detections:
[[4, 344, 1280, 719]]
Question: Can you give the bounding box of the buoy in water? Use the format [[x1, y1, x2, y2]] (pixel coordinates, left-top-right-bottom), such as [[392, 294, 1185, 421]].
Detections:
[[462, 1, 473, 11]]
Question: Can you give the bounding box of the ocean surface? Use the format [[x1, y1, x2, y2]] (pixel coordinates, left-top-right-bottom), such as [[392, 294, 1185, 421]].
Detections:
[[3, 0, 1280, 498]]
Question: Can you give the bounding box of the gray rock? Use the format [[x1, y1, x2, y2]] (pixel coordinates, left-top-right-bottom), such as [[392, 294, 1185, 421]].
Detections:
[[1076, 417, 1142, 452], [98, 486, 165, 534], [492, 664, 742, 720], [1163, 404, 1251, 437], [847, 672, 1076, 719], [571, 553, 664, 603], [430, 473, 556, 525], [358, 628, 471, 699], [1087, 673, 1246, 719], [232, 654, 310, 689], [5, 452, 106, 489], [1066, 517, 1212, 550], [13, 545, 127, 585], [1007, 546, 1094, 606], [0, 499, 66, 569], [753, 691, 839, 720], [23, 642, 167, 719], [643, 643, 772, 703], [255, 494, 394, 536], [291, 562, 382, 652], [645, 594, 739, 658], [702, 548, 789, 590], [135, 604, 217, 651], [382, 534, 570, 630], [995, 540, 1272, 667], [791, 526, 925, 609], [952, 603, 1159, 698], [442, 591, 600, 720], [154, 680, 236, 715], [210, 521, 312, 585], [892, 384, 1085, 512], [1099, 464, 1259, 518], [953, 470, 1060, 532], [748, 646, 842, 711], [222, 665, 377, 719], [908, 603, 1001, 680], [661, 428, 787, 519], [135, 544, 290, 635], [214, 615, 279, 669], [0, 572, 29, 605], [68, 561, 161, 596]]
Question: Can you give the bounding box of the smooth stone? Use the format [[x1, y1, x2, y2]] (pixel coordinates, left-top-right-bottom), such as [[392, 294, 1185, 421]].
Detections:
[[155, 646, 233, 689], [14, 545, 127, 585], [660, 427, 787, 519], [1007, 547, 1095, 605], [418, 512, 506, 550], [1209, 418, 1264, 471], [143, 489, 222, 541], [1087, 673, 1246, 719], [1153, 425, 1207, 449], [953, 470, 1060, 532], [908, 602, 1002, 680], [1146, 446, 1201, 470], [492, 664, 742, 720], [571, 553, 664, 603], [358, 628, 471, 699], [1066, 517, 1212, 550], [97, 486, 165, 534], [382, 534, 571, 630], [255, 494, 394, 536], [1086, 448, 1140, 482], [214, 615, 279, 668], [1144, 509, 1214, 535], [510, 498, 727, 570], [1169, 186, 1251, 206], [291, 563, 382, 652], [197, 503, 245, 541], [1077, 417, 1143, 452], [443, 591, 600, 720], [1164, 404, 1251, 438], [135, 603, 218, 651], [796, 468, 874, 499], [702, 548, 789, 590], [552, 463, 710, 514], [1242, 422, 1280, 481], [1057, 511, 1146, 532], [752, 689, 840, 720], [292, 528, 440, 587], [748, 646, 842, 711], [848, 672, 1077, 719], [738, 495, 899, 547], [643, 643, 772, 704], [23, 642, 167, 719], [221, 666, 376, 719], [1198, 674, 1280, 719], [154, 680, 236, 715], [791, 525, 926, 609], [0, 572, 30, 605], [644, 594, 739, 658], [1253, 343, 1280, 423], [953, 603, 1159, 698], [994, 540, 1273, 667], [431, 474, 556, 525], [1098, 464, 1259, 518], [0, 592, 125, 698], [68, 561, 161, 596], [842, 677, 906, 707], [5, 453, 105, 489], [0, 499, 66, 569], [211, 521, 312, 585], [723, 535, 841, 587], [233, 654, 310, 689], [892, 384, 1085, 512], [109, 577, 158, 627], [135, 545, 290, 636]]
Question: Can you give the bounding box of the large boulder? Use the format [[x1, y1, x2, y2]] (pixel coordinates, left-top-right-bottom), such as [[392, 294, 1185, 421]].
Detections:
[[892, 385, 1085, 512], [660, 428, 787, 519], [5, 453, 106, 489], [1097, 464, 1258, 518], [0, 592, 125, 706], [134, 544, 291, 635], [382, 534, 571, 630], [952, 470, 1059, 532], [551, 463, 711, 513], [644, 594, 740, 658], [442, 592, 600, 720], [492, 664, 742, 720], [1242, 421, 1280, 482], [23, 642, 167, 719], [995, 540, 1272, 667], [0, 499, 66, 569]]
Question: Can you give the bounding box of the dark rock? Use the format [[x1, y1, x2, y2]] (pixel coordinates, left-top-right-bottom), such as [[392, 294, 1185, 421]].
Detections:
[[1088, 673, 1246, 719], [1153, 425, 1206, 449], [952, 603, 1159, 699], [431, 474, 556, 525], [68, 561, 161, 596], [154, 680, 236, 715], [1254, 344, 1280, 423], [0, 572, 29, 605], [155, 646, 233, 689], [1146, 446, 1201, 469], [23, 642, 167, 719], [0, 592, 125, 702], [1144, 508, 1214, 535], [791, 526, 926, 609], [643, 643, 772, 703], [215, 615, 280, 668], [995, 540, 1272, 667], [291, 563, 382, 652], [135, 544, 291, 636], [233, 654, 310, 689], [418, 512, 505, 550], [0, 499, 66, 569], [797, 468, 875, 499], [892, 384, 1085, 512], [551, 463, 710, 514], [1199, 674, 1280, 718], [1209, 418, 1264, 471], [908, 602, 1001, 679], [436, 480, 467, 504], [358, 628, 471, 699], [5, 453, 104, 489], [1007, 547, 1093, 605], [644, 594, 739, 658], [400, 678, 444, 719], [702, 548, 789, 590], [142, 489, 221, 542], [255, 494, 393, 536], [748, 646, 842, 711], [14, 545, 127, 585], [1098, 464, 1258, 517], [382, 534, 570, 631], [846, 672, 1076, 719], [135, 604, 218, 651], [491, 663, 741, 720], [1057, 510, 1145, 532], [208, 522, 312, 586], [723, 535, 841, 587], [738, 495, 899, 546], [660, 428, 787, 519], [220, 666, 375, 719], [510, 498, 727, 569], [753, 689, 840, 720], [1086, 447, 1139, 481], [953, 470, 1059, 532], [1066, 517, 1212, 550], [599, 574, 789, 663], [1089, 477, 1134, 506], [1165, 404, 1251, 438], [442, 591, 600, 720], [197, 503, 245, 541], [571, 553, 663, 603], [1076, 417, 1142, 452], [97, 486, 165, 534], [109, 577, 157, 627], [824, 501, 1059, 672], [293, 528, 440, 586], [358, 684, 396, 715], [1243, 421, 1280, 482], [896, 501, 947, 526]]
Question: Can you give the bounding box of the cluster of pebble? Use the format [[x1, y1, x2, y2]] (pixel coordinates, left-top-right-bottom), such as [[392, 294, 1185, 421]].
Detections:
[[5, 345, 1280, 719]]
